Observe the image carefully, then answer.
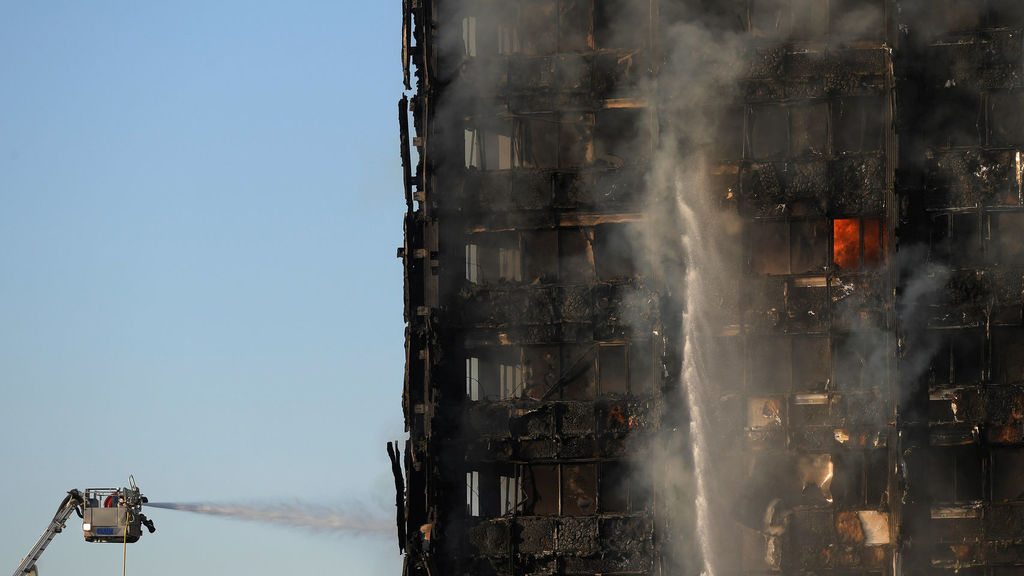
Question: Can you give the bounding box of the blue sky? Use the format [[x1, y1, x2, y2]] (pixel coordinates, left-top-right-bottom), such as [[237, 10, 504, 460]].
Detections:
[[1, 2, 406, 574]]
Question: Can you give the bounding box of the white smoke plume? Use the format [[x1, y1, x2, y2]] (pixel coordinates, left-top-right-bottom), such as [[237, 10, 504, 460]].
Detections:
[[144, 501, 392, 535]]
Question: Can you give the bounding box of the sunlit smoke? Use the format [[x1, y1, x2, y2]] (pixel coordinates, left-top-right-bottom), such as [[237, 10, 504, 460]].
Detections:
[[144, 502, 392, 535]]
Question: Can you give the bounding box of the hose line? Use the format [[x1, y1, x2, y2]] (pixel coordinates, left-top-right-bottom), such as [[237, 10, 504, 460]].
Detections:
[[122, 500, 128, 576]]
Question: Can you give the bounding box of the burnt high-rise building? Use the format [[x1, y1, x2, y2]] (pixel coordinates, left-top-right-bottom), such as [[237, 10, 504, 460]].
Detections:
[[392, 1, 1024, 575]]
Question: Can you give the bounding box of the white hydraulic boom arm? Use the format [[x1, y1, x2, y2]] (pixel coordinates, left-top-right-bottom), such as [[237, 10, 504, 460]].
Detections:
[[12, 490, 85, 576]]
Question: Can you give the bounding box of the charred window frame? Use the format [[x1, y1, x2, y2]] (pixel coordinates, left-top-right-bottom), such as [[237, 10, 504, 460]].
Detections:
[[522, 230, 559, 283], [464, 119, 523, 170], [598, 340, 652, 396], [926, 445, 984, 503], [988, 211, 1024, 265], [491, 0, 595, 56], [522, 344, 615, 400], [499, 363, 525, 399], [991, 448, 1024, 501], [829, 0, 885, 41], [833, 217, 885, 271], [790, 102, 829, 156], [750, 0, 886, 40], [521, 463, 598, 516], [593, 108, 651, 167], [561, 463, 598, 515], [599, 460, 651, 513], [988, 92, 1024, 147], [518, 113, 593, 169], [464, 232, 523, 284], [833, 334, 888, 391], [458, 3, 522, 57], [630, 340, 654, 395], [751, 98, 882, 159], [748, 335, 831, 393], [829, 449, 889, 507], [523, 345, 561, 400], [832, 95, 886, 154], [519, 0, 557, 55], [466, 464, 525, 518], [926, 330, 986, 389], [750, 0, 828, 40], [792, 0, 829, 39], [713, 106, 746, 160], [748, 336, 793, 393], [923, 84, 983, 149], [592, 222, 647, 280], [932, 210, 1024, 267], [559, 227, 597, 284], [991, 327, 1024, 386], [599, 345, 629, 395], [987, 0, 1024, 27], [749, 104, 789, 159], [467, 347, 527, 401], [525, 114, 559, 168], [750, 219, 830, 275], [560, 344, 598, 400], [930, 212, 983, 266], [594, 0, 651, 51], [923, 0, 984, 33], [499, 466, 526, 514], [794, 336, 830, 391], [516, 224, 647, 284], [558, 0, 594, 52], [522, 463, 559, 515]]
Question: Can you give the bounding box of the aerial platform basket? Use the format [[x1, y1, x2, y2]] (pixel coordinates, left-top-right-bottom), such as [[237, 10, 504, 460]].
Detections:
[[81, 487, 144, 543]]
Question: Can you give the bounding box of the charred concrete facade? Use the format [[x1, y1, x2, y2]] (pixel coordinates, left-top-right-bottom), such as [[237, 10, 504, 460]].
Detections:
[[396, 1, 1024, 575]]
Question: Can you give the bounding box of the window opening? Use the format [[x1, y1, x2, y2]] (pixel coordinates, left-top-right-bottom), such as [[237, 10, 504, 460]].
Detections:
[[523, 464, 559, 515], [500, 473, 525, 515], [466, 470, 480, 516], [466, 357, 480, 401], [465, 129, 480, 168], [832, 96, 884, 153], [500, 363, 524, 399], [465, 243, 480, 282], [833, 218, 884, 270], [751, 220, 829, 275], [599, 345, 628, 395], [498, 21, 520, 54], [499, 246, 522, 281], [561, 464, 597, 515], [991, 212, 1024, 264], [462, 16, 477, 57], [992, 449, 1024, 501], [928, 447, 983, 503], [629, 340, 654, 395]]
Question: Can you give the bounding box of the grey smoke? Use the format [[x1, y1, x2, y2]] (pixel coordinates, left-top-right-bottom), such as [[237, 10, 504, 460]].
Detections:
[[144, 501, 392, 535], [647, 7, 749, 576]]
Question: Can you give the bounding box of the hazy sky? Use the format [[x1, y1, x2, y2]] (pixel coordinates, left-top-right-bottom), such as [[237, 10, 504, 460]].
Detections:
[[1, 2, 406, 574]]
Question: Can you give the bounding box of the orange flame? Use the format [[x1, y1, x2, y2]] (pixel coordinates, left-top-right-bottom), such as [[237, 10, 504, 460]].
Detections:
[[608, 405, 626, 425], [834, 219, 860, 270]]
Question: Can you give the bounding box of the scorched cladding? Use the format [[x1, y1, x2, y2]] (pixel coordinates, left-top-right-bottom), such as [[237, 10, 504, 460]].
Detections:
[[394, 1, 1024, 575]]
